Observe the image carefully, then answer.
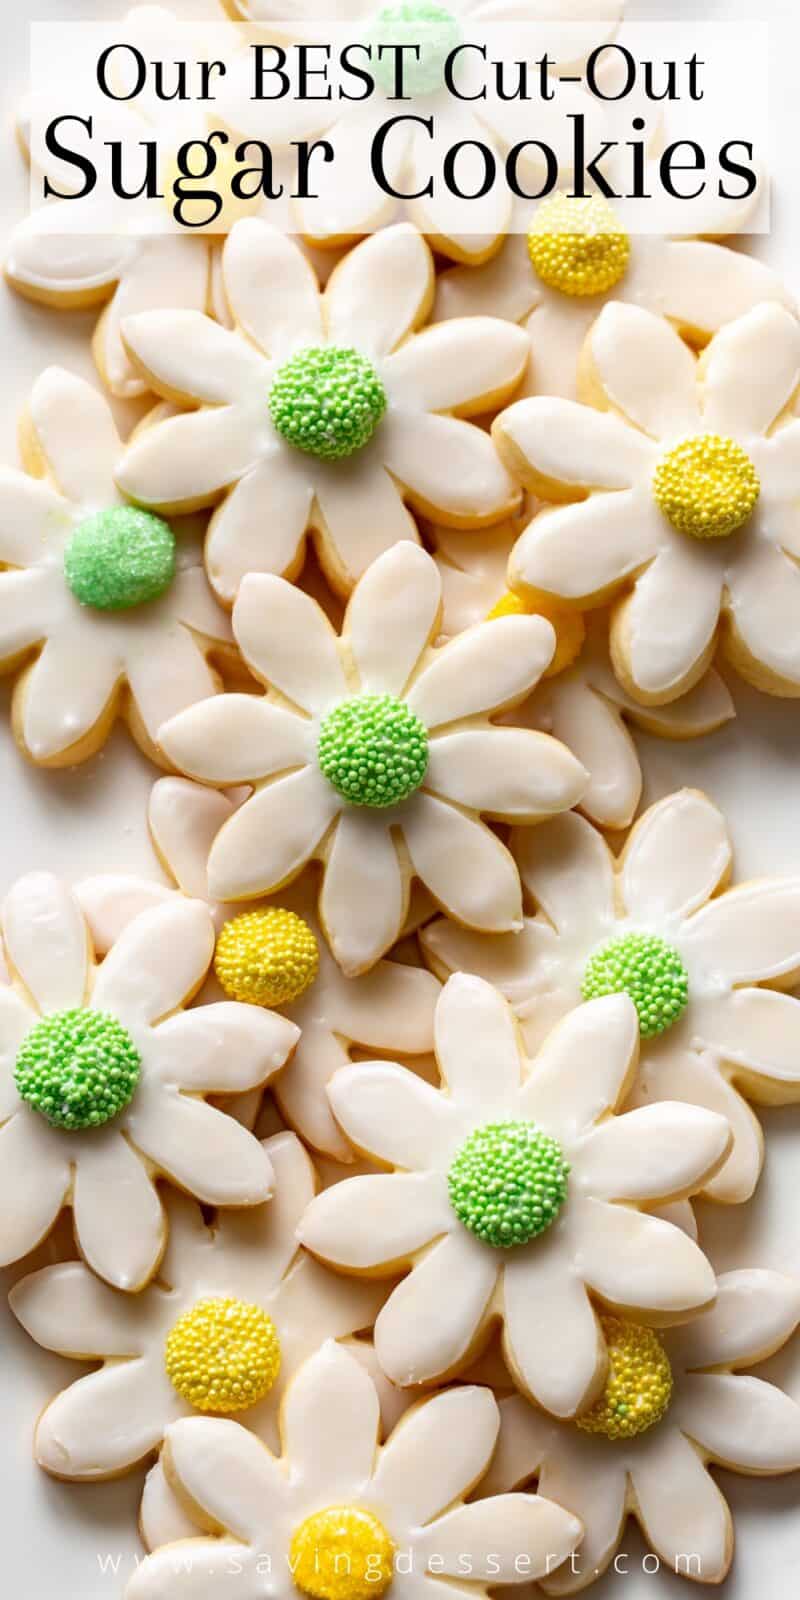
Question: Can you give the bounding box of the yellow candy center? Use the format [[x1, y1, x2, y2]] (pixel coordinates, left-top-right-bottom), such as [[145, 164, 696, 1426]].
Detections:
[[486, 590, 585, 676], [652, 434, 760, 540], [290, 1506, 395, 1600], [214, 908, 320, 1007], [164, 1297, 281, 1413], [577, 1316, 673, 1440], [527, 194, 630, 297]]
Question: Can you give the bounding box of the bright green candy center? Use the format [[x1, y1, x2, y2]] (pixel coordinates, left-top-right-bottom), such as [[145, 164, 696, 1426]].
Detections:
[[64, 506, 176, 611], [582, 933, 689, 1039], [15, 1008, 141, 1131], [365, 3, 462, 97], [268, 346, 387, 461], [317, 693, 428, 808], [448, 1120, 570, 1248]]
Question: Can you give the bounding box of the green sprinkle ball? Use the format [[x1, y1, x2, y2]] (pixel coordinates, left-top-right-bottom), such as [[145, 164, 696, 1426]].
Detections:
[[268, 347, 387, 462], [15, 1008, 141, 1131], [64, 507, 176, 612], [364, 3, 463, 97], [448, 1120, 570, 1248], [582, 933, 690, 1038], [317, 694, 428, 808]]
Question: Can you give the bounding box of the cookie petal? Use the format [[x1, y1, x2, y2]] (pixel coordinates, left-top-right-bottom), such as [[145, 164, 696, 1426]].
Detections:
[[673, 1269, 800, 1370], [384, 319, 528, 413], [347, 541, 440, 697], [207, 769, 339, 902], [576, 1199, 716, 1313], [0, 1111, 69, 1264], [616, 541, 723, 700], [164, 1416, 284, 1543], [427, 728, 586, 819], [703, 303, 800, 437], [503, 1239, 600, 1417], [35, 1359, 175, 1479], [401, 794, 523, 932], [521, 996, 638, 1140], [3, 872, 88, 1012], [233, 573, 346, 711], [575, 1104, 730, 1202], [375, 1229, 497, 1385], [222, 219, 323, 357], [281, 1340, 380, 1500], [371, 1386, 498, 1524], [381, 410, 519, 525], [320, 814, 405, 976], [159, 696, 310, 784], [128, 1088, 273, 1206], [152, 1004, 298, 1092], [92, 898, 214, 1023], [326, 224, 432, 357], [28, 367, 120, 504], [205, 453, 314, 603], [72, 1132, 164, 1290], [408, 615, 555, 727], [299, 1172, 451, 1270], [589, 302, 700, 438], [620, 790, 730, 921], [434, 972, 521, 1111], [680, 879, 800, 985], [327, 1062, 460, 1169], [629, 1429, 731, 1583]]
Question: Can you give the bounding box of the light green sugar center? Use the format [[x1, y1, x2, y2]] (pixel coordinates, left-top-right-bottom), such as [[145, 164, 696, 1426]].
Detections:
[[448, 1120, 570, 1248]]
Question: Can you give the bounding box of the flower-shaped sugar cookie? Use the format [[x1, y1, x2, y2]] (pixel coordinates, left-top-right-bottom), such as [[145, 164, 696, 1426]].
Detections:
[[117, 220, 527, 601], [0, 367, 233, 766], [482, 1271, 800, 1589], [9, 1132, 383, 1490], [218, 1, 622, 264], [432, 525, 734, 830], [496, 301, 800, 702], [0, 873, 298, 1289], [77, 776, 441, 1159], [435, 214, 791, 400], [299, 973, 730, 1414], [7, 4, 210, 400], [158, 542, 587, 975], [421, 793, 800, 1204], [125, 1339, 583, 1600]]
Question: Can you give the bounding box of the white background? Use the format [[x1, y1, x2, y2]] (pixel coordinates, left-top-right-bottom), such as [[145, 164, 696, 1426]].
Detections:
[[1, 1, 800, 1596]]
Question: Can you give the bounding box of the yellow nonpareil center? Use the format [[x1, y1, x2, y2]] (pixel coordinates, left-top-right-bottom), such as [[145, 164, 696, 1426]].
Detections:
[[526, 194, 630, 297], [164, 1297, 281, 1413], [577, 1316, 673, 1440], [214, 909, 320, 1007], [290, 1507, 395, 1600], [652, 434, 760, 540]]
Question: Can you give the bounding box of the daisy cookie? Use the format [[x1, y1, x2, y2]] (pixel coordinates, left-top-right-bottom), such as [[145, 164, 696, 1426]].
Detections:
[[157, 542, 587, 975], [0, 873, 298, 1289], [0, 367, 234, 767], [124, 1339, 583, 1599], [9, 1131, 383, 1489], [216, 1, 622, 264], [116, 219, 528, 602], [434, 209, 791, 400], [77, 776, 441, 1160], [432, 525, 734, 830], [421, 793, 800, 1204], [299, 973, 730, 1413], [496, 301, 800, 702], [482, 1270, 800, 1589]]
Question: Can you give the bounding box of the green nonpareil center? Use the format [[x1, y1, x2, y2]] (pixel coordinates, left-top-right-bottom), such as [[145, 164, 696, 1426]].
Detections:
[[364, 3, 462, 97], [15, 1008, 141, 1130], [581, 932, 689, 1038], [64, 506, 176, 611], [317, 694, 428, 808], [448, 1120, 570, 1248], [268, 347, 387, 461]]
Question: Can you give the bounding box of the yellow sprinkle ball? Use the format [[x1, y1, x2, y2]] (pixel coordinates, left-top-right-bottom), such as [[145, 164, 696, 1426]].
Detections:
[[164, 1297, 281, 1413], [652, 433, 760, 540], [214, 908, 319, 1007], [290, 1506, 396, 1600], [527, 194, 631, 297], [577, 1316, 673, 1441], [486, 590, 585, 676]]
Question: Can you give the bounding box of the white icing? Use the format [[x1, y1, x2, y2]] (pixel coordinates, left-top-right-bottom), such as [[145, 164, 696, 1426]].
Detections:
[[123, 1341, 583, 1597], [77, 775, 441, 1160], [435, 235, 793, 402], [0, 368, 232, 765], [481, 1270, 800, 1591], [430, 523, 735, 828], [116, 220, 528, 601], [157, 542, 587, 974], [0, 874, 298, 1288], [498, 302, 800, 700], [421, 793, 800, 1204], [298, 973, 727, 1411], [9, 1130, 386, 1494]]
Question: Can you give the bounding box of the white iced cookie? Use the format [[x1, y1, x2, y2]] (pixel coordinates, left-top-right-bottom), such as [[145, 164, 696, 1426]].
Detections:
[[482, 1270, 800, 1590], [9, 1132, 383, 1490], [421, 793, 800, 1205], [434, 205, 791, 400], [0, 873, 298, 1289], [217, 1, 622, 264], [6, 6, 215, 400], [116, 219, 527, 601], [158, 541, 587, 975], [299, 973, 729, 1413], [0, 367, 234, 767], [497, 301, 800, 702], [77, 776, 441, 1160], [432, 525, 734, 829], [124, 1339, 583, 1600]]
